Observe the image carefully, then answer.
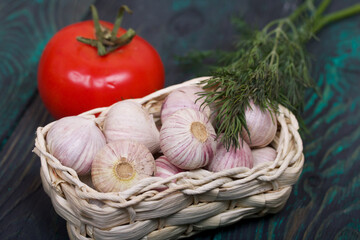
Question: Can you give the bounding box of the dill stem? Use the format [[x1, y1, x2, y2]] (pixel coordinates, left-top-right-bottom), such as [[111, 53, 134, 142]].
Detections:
[[313, 4, 360, 33], [288, 1, 310, 21], [269, 21, 284, 67], [314, 0, 332, 19]]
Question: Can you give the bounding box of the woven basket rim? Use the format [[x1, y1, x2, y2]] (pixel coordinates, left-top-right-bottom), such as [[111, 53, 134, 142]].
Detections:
[[34, 76, 302, 197]]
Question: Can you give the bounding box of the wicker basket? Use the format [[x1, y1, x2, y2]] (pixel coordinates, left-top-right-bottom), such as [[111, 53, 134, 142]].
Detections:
[[33, 76, 304, 240]]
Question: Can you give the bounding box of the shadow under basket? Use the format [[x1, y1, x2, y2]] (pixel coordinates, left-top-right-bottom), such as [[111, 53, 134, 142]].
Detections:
[[34, 76, 304, 240]]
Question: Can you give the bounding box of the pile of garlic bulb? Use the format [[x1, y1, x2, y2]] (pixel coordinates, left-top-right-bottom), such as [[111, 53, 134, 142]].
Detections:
[[46, 85, 278, 193], [46, 101, 159, 193], [158, 86, 278, 173]]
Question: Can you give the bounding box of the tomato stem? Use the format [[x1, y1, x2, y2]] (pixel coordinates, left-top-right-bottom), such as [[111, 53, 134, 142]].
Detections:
[[90, 5, 106, 55], [76, 37, 97, 46], [77, 4, 136, 56], [111, 5, 133, 41], [107, 29, 136, 54]]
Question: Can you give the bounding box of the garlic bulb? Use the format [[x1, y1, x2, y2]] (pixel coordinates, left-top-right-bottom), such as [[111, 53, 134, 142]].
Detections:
[[160, 108, 216, 170], [46, 116, 106, 175], [161, 86, 211, 123], [155, 155, 183, 179], [252, 147, 277, 167], [91, 140, 155, 192], [103, 100, 160, 153], [242, 101, 277, 147], [206, 139, 253, 172]]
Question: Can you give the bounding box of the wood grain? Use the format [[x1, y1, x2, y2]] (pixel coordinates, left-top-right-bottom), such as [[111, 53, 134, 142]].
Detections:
[[0, 95, 68, 239], [0, 0, 93, 150]]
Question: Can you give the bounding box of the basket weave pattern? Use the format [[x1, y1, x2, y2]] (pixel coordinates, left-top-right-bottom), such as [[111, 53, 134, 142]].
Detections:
[[34, 77, 304, 240]]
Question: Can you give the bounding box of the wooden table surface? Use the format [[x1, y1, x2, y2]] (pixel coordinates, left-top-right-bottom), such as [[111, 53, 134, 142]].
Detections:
[[1, 0, 359, 239]]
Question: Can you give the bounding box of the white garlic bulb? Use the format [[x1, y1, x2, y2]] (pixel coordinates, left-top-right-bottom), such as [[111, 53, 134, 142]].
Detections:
[[46, 116, 106, 175], [242, 101, 277, 147], [206, 139, 253, 172], [160, 108, 216, 170], [252, 147, 277, 167], [91, 140, 155, 192], [160, 86, 211, 123], [103, 100, 160, 154], [155, 155, 183, 179]]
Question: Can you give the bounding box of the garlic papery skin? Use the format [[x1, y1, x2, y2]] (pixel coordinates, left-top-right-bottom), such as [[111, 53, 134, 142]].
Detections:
[[46, 116, 106, 175], [206, 139, 253, 172], [252, 147, 277, 167], [160, 108, 216, 170], [155, 155, 183, 179], [160, 86, 211, 123], [103, 100, 160, 154], [91, 140, 155, 192], [242, 101, 277, 148]]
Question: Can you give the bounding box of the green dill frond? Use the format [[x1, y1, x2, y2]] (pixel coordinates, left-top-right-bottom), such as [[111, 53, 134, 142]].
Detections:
[[192, 0, 360, 150], [197, 12, 319, 150]]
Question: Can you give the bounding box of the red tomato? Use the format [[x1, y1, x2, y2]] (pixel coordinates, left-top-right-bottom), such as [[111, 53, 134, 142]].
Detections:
[[38, 20, 165, 119]]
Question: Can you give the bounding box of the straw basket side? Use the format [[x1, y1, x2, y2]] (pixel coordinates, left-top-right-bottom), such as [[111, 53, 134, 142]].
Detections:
[[34, 76, 304, 240]]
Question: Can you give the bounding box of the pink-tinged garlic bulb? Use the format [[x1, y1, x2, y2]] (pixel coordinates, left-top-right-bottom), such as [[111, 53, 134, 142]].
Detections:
[[252, 147, 277, 167], [206, 139, 253, 172], [103, 100, 160, 154], [160, 108, 216, 170], [242, 101, 277, 147], [160, 86, 211, 123], [155, 155, 183, 179], [91, 140, 155, 192], [46, 116, 106, 175]]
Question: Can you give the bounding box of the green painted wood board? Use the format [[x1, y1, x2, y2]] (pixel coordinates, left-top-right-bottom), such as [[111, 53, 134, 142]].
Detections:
[[0, 0, 359, 239]]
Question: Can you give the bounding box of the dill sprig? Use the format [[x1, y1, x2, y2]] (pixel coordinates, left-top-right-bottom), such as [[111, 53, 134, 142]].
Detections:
[[194, 0, 360, 150]]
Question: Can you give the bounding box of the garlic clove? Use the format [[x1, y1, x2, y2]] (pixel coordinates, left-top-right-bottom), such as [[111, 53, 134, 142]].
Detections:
[[103, 100, 160, 154], [155, 155, 183, 179], [252, 146, 277, 167], [46, 116, 106, 175], [242, 101, 277, 147], [206, 139, 253, 172], [160, 86, 211, 123], [91, 140, 155, 193], [160, 108, 216, 170]]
